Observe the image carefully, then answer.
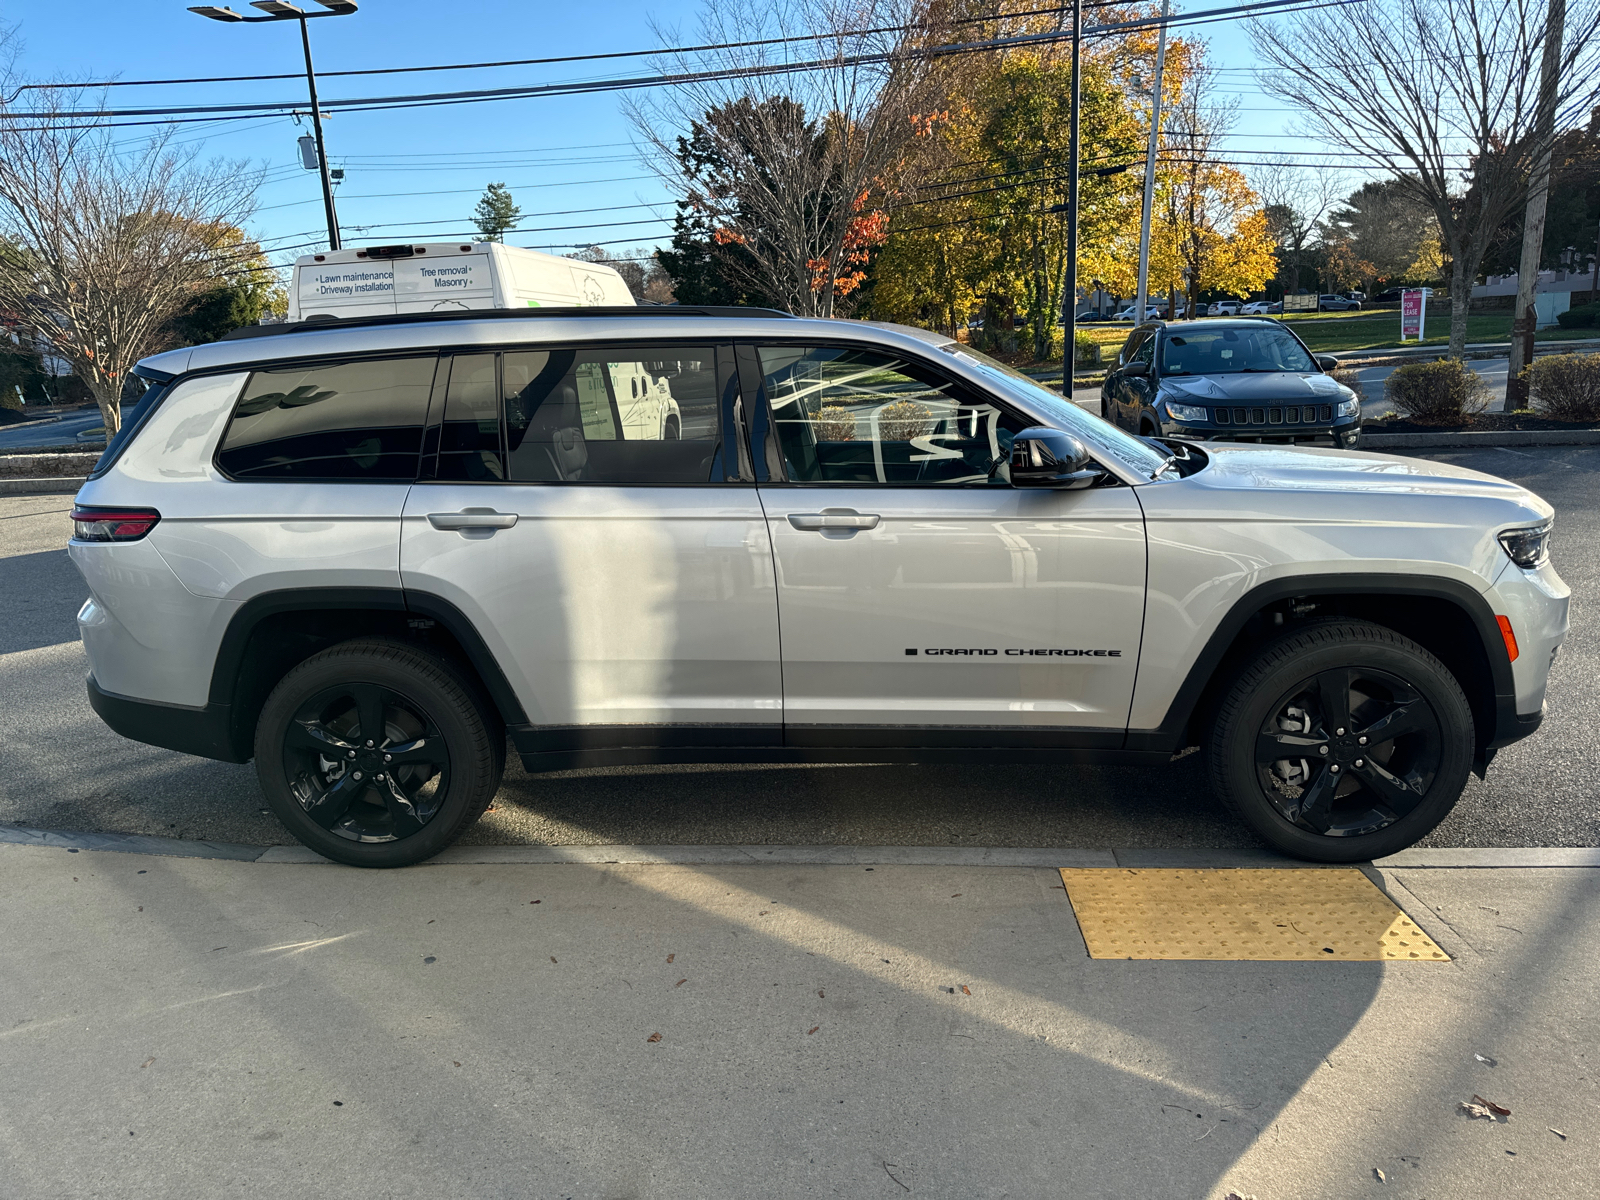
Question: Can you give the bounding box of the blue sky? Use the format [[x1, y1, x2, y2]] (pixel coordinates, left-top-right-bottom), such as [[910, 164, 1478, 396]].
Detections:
[[11, 1, 1319, 280]]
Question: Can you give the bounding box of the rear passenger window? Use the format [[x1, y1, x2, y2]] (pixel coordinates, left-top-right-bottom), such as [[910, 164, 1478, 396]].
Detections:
[[502, 346, 721, 484], [218, 356, 435, 481]]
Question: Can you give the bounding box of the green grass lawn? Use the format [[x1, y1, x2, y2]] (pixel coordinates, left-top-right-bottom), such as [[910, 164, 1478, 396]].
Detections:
[[1278, 306, 1600, 353]]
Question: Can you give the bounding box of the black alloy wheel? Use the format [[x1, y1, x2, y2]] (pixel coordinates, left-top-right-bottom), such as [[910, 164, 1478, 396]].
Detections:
[[1254, 666, 1442, 837], [1209, 620, 1474, 862], [282, 682, 451, 843], [255, 639, 502, 867]]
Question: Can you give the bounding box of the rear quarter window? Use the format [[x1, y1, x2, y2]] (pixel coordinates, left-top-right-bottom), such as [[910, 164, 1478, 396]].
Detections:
[[217, 356, 436, 481]]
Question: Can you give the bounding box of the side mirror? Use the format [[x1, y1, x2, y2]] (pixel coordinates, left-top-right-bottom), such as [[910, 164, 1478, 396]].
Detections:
[[1316, 355, 1338, 373], [1009, 427, 1102, 489], [1123, 360, 1150, 377]]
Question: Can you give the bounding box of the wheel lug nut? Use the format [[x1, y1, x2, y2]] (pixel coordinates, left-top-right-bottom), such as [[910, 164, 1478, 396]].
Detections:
[[1329, 764, 1340, 773], [383, 754, 392, 763], [1358, 736, 1368, 745], [353, 771, 363, 780], [1336, 727, 1346, 736], [375, 773, 384, 781], [347, 750, 356, 759], [1354, 758, 1364, 767], [365, 740, 374, 748], [1319, 746, 1329, 755]]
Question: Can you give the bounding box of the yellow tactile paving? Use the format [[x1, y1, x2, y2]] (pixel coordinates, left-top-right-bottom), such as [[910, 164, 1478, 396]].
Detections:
[[1059, 868, 1450, 961]]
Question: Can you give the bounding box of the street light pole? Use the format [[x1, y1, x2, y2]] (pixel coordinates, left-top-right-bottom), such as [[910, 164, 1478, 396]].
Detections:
[[1061, 0, 1081, 399], [296, 16, 341, 250], [189, 1, 357, 252], [1134, 0, 1170, 326]]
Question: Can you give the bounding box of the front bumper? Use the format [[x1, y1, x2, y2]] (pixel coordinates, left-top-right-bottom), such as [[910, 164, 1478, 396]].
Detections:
[[1161, 416, 1361, 447]]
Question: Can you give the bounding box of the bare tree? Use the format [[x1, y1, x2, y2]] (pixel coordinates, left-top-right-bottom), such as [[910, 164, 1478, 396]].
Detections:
[[1254, 162, 1343, 294], [0, 86, 261, 432], [1252, 0, 1600, 357], [631, 0, 965, 317]]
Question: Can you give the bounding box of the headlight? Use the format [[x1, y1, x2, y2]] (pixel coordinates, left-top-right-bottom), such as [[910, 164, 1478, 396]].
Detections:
[[1165, 401, 1208, 422], [1498, 521, 1552, 569], [1335, 397, 1359, 418]]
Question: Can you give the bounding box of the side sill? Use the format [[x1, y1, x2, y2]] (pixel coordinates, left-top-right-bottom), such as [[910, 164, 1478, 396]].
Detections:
[[87, 675, 247, 764]]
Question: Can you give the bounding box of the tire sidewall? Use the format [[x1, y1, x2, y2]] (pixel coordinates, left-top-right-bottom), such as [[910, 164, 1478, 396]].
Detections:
[[255, 644, 494, 868], [1213, 629, 1474, 862]]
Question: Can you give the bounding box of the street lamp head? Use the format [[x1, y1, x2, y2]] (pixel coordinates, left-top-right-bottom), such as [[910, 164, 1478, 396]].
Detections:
[[250, 1, 306, 13], [188, 5, 245, 19], [314, 0, 358, 10]]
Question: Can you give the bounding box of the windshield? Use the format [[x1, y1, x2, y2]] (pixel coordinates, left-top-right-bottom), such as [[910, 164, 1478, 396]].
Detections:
[[937, 343, 1174, 479], [1159, 324, 1317, 375]]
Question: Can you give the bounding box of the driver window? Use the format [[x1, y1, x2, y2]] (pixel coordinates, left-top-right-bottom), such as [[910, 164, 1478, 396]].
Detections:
[[758, 345, 1024, 485]]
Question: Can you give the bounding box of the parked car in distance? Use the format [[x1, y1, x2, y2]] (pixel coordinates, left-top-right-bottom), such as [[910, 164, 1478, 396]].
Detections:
[[1208, 299, 1243, 316], [73, 307, 1566, 870], [1240, 300, 1281, 315], [1318, 294, 1362, 312], [1371, 289, 1405, 303]]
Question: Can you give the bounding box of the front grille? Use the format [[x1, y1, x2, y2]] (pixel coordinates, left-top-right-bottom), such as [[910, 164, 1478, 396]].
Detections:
[[1213, 404, 1334, 426]]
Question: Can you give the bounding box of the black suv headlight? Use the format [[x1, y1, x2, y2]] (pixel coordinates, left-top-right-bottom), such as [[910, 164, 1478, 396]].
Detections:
[[1498, 521, 1552, 569], [1335, 397, 1359, 419]]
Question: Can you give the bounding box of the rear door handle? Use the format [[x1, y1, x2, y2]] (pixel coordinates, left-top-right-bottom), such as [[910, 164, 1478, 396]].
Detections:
[[427, 508, 519, 531], [787, 508, 881, 532]]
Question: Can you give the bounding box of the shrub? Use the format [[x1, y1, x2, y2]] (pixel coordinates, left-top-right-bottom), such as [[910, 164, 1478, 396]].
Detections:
[[1555, 302, 1600, 330], [0, 385, 22, 412], [1527, 352, 1600, 421], [816, 405, 857, 441], [1074, 330, 1099, 365], [1384, 358, 1489, 425], [876, 400, 934, 441], [1330, 367, 1365, 406]]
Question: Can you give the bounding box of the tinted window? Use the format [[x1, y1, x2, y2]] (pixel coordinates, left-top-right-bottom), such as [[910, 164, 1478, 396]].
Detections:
[[1118, 330, 1148, 366], [760, 346, 1023, 485], [503, 346, 721, 484], [1160, 325, 1316, 376], [219, 356, 435, 481], [436, 354, 503, 482]]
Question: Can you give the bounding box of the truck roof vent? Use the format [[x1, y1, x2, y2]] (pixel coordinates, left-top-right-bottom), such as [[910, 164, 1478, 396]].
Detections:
[[363, 245, 417, 260]]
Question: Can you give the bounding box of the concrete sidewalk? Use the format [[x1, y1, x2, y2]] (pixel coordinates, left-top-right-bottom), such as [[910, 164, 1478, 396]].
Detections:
[[1, 841, 1593, 1199]]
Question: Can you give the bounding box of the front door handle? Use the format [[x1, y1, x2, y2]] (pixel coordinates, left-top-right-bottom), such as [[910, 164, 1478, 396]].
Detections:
[[787, 508, 881, 533], [427, 508, 519, 531]]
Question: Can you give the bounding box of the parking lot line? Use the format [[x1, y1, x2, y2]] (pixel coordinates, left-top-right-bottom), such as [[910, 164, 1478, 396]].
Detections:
[[1059, 867, 1450, 961]]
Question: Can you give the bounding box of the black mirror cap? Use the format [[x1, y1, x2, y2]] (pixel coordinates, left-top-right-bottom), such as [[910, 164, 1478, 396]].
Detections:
[[1316, 355, 1339, 373], [1123, 360, 1150, 377], [1010, 427, 1101, 489]]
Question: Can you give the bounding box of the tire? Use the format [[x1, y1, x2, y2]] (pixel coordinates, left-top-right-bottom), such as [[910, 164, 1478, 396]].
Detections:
[[664, 415, 680, 440], [254, 638, 503, 867], [1207, 620, 1474, 862]]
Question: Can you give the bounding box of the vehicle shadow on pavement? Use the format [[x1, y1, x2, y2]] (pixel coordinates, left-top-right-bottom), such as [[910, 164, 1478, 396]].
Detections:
[[0, 548, 83, 655]]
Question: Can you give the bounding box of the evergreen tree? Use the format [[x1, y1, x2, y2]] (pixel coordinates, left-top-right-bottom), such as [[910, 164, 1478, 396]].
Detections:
[[472, 182, 522, 242]]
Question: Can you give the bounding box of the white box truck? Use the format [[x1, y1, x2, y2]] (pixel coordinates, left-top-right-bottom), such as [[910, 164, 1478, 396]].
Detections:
[[288, 242, 635, 321]]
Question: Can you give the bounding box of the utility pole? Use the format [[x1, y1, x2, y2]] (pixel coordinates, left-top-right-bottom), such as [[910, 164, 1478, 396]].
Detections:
[[1134, 0, 1171, 327], [1504, 0, 1565, 410], [1061, 0, 1082, 398], [297, 16, 341, 250]]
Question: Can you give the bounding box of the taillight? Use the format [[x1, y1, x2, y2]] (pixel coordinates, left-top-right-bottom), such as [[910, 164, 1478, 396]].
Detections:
[[71, 506, 161, 542]]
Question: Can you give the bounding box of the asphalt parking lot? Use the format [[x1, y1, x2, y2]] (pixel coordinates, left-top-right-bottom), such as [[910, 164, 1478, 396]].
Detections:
[[2, 445, 1595, 852]]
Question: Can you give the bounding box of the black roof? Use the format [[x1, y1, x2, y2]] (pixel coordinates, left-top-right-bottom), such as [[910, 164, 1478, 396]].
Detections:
[[222, 305, 796, 342]]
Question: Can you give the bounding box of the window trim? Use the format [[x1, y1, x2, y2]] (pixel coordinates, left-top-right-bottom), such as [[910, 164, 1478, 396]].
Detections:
[[741, 338, 1037, 488], [212, 351, 442, 485]]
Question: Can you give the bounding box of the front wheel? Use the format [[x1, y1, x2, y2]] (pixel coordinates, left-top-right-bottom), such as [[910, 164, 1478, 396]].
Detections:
[[1208, 621, 1474, 862], [255, 639, 502, 867]]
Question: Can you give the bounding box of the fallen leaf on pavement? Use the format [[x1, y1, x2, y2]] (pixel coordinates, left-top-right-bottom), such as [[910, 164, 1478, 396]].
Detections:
[[960, 985, 971, 995], [1475, 1053, 1497, 1066], [818, 989, 824, 998], [550, 957, 557, 963], [675, 978, 687, 987], [139, 1058, 155, 1069], [1473, 1094, 1511, 1117], [1549, 1127, 1567, 1140], [1374, 1167, 1386, 1183], [529, 900, 540, 904], [666, 954, 674, 963], [808, 1026, 819, 1035], [452, 1061, 460, 1067], [647, 1033, 661, 1043]]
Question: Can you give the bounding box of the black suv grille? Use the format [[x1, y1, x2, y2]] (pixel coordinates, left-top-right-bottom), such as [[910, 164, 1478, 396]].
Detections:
[[1212, 404, 1334, 426]]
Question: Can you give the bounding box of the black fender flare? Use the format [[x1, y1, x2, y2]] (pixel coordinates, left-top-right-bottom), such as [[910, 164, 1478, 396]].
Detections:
[[1125, 572, 1518, 753]]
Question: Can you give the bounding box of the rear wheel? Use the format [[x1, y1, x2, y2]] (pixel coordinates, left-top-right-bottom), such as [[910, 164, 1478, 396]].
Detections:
[[1208, 621, 1473, 862], [254, 639, 502, 867]]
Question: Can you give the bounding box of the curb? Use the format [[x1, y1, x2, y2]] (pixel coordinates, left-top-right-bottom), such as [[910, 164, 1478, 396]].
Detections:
[[1360, 429, 1600, 449], [0, 414, 64, 430], [3, 824, 1597, 869], [1328, 338, 1600, 365], [0, 476, 84, 496]]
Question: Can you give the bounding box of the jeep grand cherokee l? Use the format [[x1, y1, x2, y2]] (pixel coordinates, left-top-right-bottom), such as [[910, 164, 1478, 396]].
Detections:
[[70, 307, 1567, 867]]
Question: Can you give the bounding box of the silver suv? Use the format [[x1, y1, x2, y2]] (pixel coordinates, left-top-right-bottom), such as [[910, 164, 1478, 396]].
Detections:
[[70, 308, 1568, 867]]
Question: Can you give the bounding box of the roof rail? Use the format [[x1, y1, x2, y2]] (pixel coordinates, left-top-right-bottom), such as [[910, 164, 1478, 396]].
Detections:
[[221, 305, 796, 342]]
